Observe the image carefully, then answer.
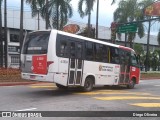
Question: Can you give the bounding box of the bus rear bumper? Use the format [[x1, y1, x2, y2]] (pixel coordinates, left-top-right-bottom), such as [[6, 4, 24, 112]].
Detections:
[[21, 73, 47, 82]]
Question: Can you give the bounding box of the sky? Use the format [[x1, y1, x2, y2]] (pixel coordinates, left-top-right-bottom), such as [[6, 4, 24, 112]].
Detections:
[[2, 0, 160, 35], [3, 0, 118, 27]]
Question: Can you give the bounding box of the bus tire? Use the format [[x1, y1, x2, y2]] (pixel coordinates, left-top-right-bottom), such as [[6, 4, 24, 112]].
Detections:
[[83, 77, 94, 92], [127, 78, 135, 89], [56, 83, 68, 89]]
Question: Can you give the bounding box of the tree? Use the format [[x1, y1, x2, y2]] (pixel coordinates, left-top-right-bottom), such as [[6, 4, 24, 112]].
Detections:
[[114, 0, 146, 48], [26, 0, 49, 29], [78, 0, 96, 37], [0, 0, 3, 67], [26, 0, 73, 30], [134, 43, 144, 55]]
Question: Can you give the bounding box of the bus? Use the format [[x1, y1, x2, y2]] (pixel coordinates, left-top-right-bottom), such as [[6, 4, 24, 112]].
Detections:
[[21, 30, 140, 91]]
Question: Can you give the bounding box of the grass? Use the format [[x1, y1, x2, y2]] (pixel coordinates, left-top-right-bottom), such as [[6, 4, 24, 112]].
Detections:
[[141, 72, 160, 79]]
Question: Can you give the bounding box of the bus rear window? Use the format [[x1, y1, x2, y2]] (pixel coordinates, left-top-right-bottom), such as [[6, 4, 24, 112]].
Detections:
[[22, 31, 50, 54]]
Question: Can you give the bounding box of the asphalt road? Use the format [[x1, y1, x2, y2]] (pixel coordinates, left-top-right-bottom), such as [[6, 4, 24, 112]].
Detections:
[[0, 79, 160, 120]]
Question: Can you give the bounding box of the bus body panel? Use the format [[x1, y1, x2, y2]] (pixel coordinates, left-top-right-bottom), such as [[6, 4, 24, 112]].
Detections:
[[130, 66, 140, 84], [83, 61, 120, 85]]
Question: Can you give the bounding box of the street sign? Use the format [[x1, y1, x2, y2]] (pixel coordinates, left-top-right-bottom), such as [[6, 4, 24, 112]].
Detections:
[[117, 23, 137, 33]]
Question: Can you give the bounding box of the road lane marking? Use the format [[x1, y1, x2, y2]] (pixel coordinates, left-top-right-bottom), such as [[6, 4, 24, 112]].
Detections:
[[16, 108, 37, 111], [154, 85, 160, 86], [94, 96, 160, 100], [75, 91, 151, 96], [130, 103, 160, 107], [30, 86, 57, 88]]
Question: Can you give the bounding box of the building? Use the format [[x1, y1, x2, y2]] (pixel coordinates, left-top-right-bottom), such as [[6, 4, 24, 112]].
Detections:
[[0, 8, 159, 68]]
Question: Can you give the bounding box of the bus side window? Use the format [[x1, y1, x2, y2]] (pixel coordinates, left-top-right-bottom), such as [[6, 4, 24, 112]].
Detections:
[[59, 40, 68, 57], [110, 47, 119, 64], [70, 42, 76, 58], [85, 42, 94, 61], [102, 45, 108, 63], [95, 44, 103, 62], [77, 43, 82, 59], [131, 53, 138, 66]]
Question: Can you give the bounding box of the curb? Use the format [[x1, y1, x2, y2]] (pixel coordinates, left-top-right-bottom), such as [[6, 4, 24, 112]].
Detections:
[[0, 81, 50, 86], [0, 82, 39, 86], [140, 78, 160, 80]]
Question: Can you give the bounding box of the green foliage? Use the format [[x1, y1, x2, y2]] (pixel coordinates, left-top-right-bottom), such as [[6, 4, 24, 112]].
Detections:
[[113, 0, 158, 47], [78, 26, 95, 38], [78, 0, 96, 18], [134, 43, 144, 55], [157, 30, 160, 45], [26, 0, 73, 30]]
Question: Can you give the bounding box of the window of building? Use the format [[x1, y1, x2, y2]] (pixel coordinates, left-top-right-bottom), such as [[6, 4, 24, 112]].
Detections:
[[11, 55, 20, 64], [10, 34, 19, 42]]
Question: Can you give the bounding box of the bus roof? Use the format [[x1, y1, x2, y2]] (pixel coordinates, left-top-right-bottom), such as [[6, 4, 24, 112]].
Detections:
[[56, 30, 120, 48], [29, 29, 135, 52]]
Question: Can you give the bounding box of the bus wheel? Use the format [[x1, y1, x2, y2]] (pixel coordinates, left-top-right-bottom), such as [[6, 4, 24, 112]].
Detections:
[[56, 83, 68, 89], [127, 79, 135, 89], [83, 77, 94, 92]]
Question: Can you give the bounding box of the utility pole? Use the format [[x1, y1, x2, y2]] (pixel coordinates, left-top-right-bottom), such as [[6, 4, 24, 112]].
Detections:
[[145, 19, 151, 72], [46, 0, 49, 29], [87, 0, 91, 37], [4, 0, 8, 68], [37, 7, 40, 30], [19, 0, 24, 68], [56, 0, 59, 30], [0, 0, 3, 67], [96, 0, 99, 39]]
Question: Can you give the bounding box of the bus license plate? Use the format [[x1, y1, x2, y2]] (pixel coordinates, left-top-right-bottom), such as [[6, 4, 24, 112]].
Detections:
[[30, 75, 35, 79]]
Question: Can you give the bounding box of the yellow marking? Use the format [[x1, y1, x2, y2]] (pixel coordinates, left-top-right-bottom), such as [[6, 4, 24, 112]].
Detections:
[[94, 96, 160, 100], [76, 91, 151, 96], [30, 86, 57, 88], [130, 103, 160, 107]]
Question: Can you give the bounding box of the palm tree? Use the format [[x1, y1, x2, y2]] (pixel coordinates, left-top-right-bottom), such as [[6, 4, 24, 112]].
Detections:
[[45, 0, 73, 30], [78, 0, 96, 37], [0, 0, 3, 67], [26, 0, 47, 28], [114, 0, 145, 48], [27, 0, 73, 30]]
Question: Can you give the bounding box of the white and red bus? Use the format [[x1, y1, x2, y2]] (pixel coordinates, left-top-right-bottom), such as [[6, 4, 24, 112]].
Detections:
[[21, 30, 140, 91]]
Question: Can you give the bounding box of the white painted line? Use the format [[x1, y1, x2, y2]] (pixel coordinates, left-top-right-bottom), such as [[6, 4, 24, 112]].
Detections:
[[154, 85, 160, 86], [16, 108, 37, 111]]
